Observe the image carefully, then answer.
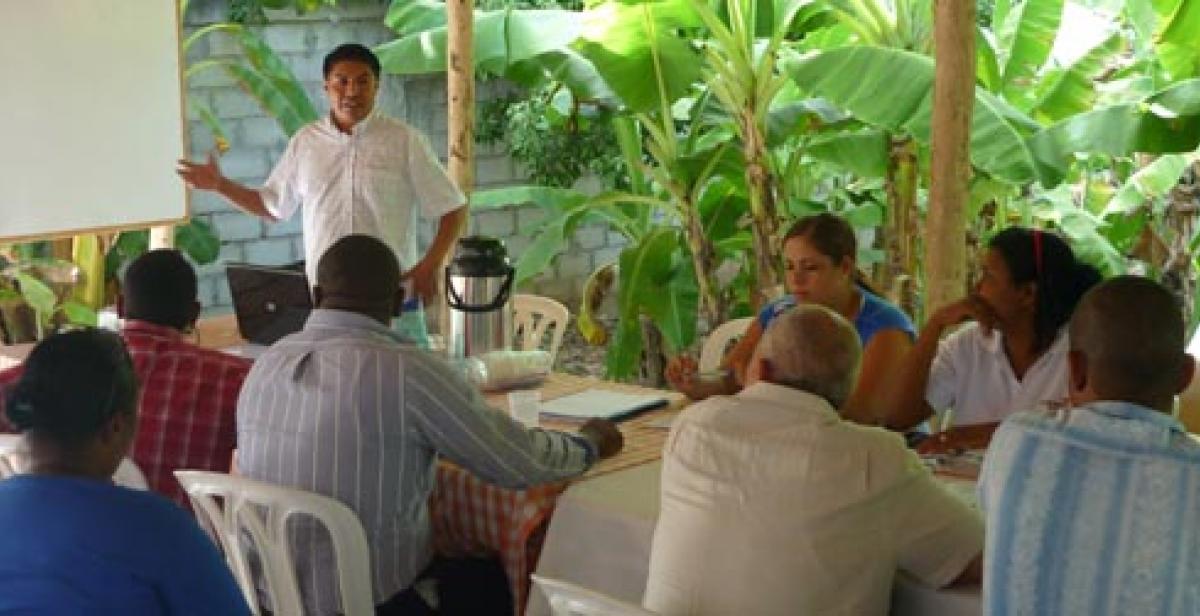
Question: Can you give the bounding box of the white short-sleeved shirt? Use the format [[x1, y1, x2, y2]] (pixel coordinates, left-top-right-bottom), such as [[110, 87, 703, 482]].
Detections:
[[926, 322, 1070, 427], [644, 383, 983, 616], [260, 113, 465, 283]]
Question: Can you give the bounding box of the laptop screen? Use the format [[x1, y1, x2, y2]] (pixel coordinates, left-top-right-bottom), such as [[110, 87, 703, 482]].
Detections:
[[225, 263, 312, 345]]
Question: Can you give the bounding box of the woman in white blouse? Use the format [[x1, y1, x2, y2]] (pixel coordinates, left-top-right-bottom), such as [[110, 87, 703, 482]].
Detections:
[[889, 227, 1102, 432]]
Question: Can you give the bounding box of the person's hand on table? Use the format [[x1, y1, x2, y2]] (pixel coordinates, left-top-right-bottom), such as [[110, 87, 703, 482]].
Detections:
[[665, 354, 731, 400], [579, 419, 623, 460], [916, 422, 1002, 455], [665, 354, 698, 389]]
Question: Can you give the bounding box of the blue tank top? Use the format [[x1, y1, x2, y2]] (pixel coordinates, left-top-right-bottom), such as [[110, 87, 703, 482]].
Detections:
[[756, 288, 916, 346]]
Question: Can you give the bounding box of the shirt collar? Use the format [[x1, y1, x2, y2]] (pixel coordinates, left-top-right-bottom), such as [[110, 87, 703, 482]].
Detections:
[[736, 382, 842, 422], [304, 308, 402, 343], [982, 325, 1069, 359], [120, 319, 183, 340], [321, 109, 380, 138], [1083, 400, 1187, 434]]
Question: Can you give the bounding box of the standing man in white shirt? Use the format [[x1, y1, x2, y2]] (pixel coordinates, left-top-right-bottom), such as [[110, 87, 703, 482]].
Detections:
[[644, 305, 982, 615], [176, 43, 466, 337]]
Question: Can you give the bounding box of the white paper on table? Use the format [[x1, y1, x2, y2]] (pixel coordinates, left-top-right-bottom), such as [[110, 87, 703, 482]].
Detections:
[[539, 389, 668, 421]]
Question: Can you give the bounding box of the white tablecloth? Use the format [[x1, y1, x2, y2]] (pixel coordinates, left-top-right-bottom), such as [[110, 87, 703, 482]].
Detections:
[[528, 462, 981, 616]]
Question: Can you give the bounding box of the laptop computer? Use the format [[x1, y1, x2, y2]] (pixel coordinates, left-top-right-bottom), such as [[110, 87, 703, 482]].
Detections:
[[225, 262, 312, 345]]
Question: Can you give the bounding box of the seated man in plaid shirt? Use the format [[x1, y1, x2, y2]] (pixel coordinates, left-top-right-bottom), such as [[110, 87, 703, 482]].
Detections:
[[0, 249, 250, 508]]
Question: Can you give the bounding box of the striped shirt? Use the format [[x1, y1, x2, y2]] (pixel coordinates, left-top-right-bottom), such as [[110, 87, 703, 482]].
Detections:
[[979, 402, 1200, 615], [236, 308, 594, 614]]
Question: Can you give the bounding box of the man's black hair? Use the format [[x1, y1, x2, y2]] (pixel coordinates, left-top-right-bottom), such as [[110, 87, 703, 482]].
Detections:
[[122, 249, 197, 330], [323, 43, 381, 79]]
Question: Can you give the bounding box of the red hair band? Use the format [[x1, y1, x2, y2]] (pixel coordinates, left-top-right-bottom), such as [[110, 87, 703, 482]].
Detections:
[[1032, 229, 1044, 277]]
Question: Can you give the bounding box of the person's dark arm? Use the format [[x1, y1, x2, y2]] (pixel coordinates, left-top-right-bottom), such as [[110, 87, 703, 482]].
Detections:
[[403, 206, 466, 305], [887, 298, 996, 431]]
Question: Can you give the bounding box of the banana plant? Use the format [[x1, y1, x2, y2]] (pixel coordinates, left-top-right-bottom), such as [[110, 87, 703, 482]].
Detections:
[[185, 23, 319, 137], [688, 0, 811, 307]]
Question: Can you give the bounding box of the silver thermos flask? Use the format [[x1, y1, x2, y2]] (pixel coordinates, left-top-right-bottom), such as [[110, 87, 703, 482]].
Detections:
[[444, 236, 515, 359]]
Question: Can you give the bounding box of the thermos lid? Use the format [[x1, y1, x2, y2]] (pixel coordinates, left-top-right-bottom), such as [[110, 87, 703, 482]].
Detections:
[[448, 236, 511, 276]]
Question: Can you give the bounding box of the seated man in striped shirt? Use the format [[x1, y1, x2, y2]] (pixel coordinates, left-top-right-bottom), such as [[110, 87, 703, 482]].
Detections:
[[0, 249, 250, 508], [980, 275, 1200, 615], [236, 234, 623, 615]]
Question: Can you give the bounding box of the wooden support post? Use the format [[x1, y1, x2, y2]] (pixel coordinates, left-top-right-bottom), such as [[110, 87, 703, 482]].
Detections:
[[447, 0, 475, 197], [925, 0, 976, 315], [149, 225, 174, 250], [442, 0, 475, 336]]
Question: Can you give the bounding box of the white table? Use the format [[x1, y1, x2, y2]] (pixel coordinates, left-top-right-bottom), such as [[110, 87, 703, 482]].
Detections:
[[528, 462, 982, 616]]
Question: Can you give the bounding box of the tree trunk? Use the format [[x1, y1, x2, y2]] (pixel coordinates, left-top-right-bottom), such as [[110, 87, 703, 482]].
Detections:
[[444, 0, 473, 334], [926, 0, 976, 315], [639, 316, 666, 387], [741, 110, 781, 310], [446, 0, 474, 195], [882, 133, 920, 319], [681, 198, 725, 329]]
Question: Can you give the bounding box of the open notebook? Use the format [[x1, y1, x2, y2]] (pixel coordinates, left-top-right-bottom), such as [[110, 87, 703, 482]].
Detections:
[[540, 389, 669, 422]]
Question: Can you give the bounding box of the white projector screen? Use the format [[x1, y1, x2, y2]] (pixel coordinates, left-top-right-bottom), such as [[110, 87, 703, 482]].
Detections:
[[0, 1, 188, 242]]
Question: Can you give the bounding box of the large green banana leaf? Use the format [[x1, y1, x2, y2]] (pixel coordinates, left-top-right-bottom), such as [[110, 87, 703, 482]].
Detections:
[[1029, 33, 1123, 123], [186, 25, 317, 137], [1155, 0, 1200, 80], [996, 0, 1064, 107], [575, 0, 705, 115], [806, 129, 888, 178], [1101, 153, 1196, 217], [384, 0, 448, 37], [783, 46, 1042, 184], [606, 228, 698, 378], [976, 26, 1002, 92], [1027, 78, 1200, 186], [377, 4, 617, 104]]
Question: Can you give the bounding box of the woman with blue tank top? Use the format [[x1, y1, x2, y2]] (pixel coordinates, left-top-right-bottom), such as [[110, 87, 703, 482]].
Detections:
[[666, 213, 916, 424]]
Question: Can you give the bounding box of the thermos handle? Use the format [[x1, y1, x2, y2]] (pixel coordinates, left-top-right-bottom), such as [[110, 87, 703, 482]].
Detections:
[[445, 267, 515, 313]]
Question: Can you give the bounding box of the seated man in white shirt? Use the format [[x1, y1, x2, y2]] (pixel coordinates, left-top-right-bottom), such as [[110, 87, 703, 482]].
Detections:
[[644, 305, 983, 616], [979, 275, 1200, 615]]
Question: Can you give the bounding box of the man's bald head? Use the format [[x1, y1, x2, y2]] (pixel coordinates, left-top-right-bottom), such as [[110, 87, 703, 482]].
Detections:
[[314, 235, 402, 320], [751, 305, 862, 409], [1068, 275, 1193, 409]]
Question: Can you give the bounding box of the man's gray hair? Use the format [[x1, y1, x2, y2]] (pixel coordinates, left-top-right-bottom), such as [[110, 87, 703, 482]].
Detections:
[[753, 305, 862, 408]]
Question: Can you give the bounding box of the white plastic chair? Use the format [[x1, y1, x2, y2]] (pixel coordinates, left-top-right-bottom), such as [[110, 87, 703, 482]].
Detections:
[[174, 470, 374, 616], [698, 317, 754, 373], [532, 575, 657, 616], [0, 433, 147, 489], [513, 294, 570, 363]]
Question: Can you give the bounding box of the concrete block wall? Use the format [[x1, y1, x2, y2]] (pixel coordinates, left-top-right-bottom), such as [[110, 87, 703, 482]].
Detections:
[[184, 0, 623, 316]]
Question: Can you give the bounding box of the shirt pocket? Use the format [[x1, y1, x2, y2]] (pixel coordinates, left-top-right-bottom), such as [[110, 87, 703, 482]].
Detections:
[[360, 160, 406, 206]]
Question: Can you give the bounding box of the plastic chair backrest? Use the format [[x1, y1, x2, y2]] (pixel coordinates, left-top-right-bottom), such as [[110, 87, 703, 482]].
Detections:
[[174, 470, 374, 616], [698, 317, 754, 373], [533, 575, 657, 616], [513, 294, 570, 363], [0, 433, 147, 489]]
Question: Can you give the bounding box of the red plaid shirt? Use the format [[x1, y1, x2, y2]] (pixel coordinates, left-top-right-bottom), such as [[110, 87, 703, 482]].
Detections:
[[0, 320, 250, 508]]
